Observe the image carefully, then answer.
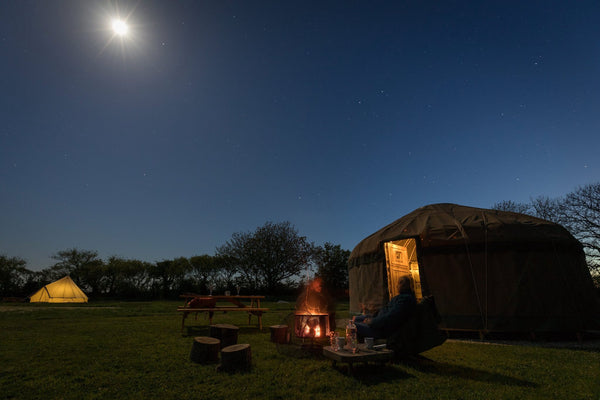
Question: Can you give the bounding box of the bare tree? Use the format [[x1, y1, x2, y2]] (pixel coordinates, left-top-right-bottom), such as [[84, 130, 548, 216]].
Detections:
[[491, 200, 532, 214], [561, 183, 600, 277], [493, 182, 600, 282], [530, 195, 565, 224], [493, 196, 567, 225]]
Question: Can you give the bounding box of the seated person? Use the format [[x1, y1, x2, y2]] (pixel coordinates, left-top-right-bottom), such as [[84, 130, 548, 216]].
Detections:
[[354, 274, 417, 340]]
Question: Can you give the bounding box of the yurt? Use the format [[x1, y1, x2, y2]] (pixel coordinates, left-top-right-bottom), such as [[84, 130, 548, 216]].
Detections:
[[29, 276, 88, 303], [348, 203, 600, 334]]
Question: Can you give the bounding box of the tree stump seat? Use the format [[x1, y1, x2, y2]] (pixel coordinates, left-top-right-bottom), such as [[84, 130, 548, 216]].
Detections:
[[189, 336, 221, 364], [209, 324, 239, 348], [217, 343, 252, 373], [269, 325, 289, 344]]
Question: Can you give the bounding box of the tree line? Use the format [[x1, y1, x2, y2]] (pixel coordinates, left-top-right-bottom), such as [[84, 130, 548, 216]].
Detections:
[[3, 182, 598, 299], [0, 221, 351, 300], [492, 182, 599, 285]]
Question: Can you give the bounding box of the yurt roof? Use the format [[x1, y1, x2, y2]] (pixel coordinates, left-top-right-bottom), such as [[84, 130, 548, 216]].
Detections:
[[350, 203, 580, 263]]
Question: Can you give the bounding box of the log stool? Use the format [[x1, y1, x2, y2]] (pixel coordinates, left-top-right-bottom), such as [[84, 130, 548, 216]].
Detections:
[[190, 336, 221, 364], [217, 344, 252, 373], [209, 324, 239, 349], [269, 324, 289, 344]]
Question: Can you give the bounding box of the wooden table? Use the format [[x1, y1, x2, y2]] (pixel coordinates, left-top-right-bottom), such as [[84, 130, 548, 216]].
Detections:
[[322, 344, 394, 375], [177, 294, 268, 332]]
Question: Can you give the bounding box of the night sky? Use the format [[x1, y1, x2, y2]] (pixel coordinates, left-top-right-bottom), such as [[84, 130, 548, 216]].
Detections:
[[2, 1, 599, 270]]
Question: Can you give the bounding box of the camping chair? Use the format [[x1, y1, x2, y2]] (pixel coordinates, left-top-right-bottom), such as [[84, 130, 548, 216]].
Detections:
[[386, 296, 447, 359]]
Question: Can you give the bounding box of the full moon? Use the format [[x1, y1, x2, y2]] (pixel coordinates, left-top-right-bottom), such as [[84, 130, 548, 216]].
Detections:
[[111, 19, 129, 36]]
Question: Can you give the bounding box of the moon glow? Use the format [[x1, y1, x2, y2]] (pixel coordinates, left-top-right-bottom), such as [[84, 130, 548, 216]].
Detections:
[[111, 19, 129, 36]]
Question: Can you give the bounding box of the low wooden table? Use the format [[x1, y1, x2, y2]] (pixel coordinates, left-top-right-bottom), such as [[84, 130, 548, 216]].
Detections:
[[322, 344, 394, 375]]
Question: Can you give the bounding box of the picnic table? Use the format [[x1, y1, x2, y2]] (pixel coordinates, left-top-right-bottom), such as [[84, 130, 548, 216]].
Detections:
[[177, 293, 268, 332]]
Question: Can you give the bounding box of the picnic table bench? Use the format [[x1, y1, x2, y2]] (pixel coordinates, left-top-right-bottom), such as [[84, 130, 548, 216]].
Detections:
[[178, 294, 268, 332]]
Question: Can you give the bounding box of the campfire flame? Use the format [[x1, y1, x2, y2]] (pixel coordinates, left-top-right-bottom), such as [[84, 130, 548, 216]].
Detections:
[[295, 277, 330, 339], [295, 313, 328, 339], [305, 305, 319, 315]]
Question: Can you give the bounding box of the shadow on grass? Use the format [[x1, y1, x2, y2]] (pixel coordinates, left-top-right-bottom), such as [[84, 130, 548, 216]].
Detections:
[[335, 363, 414, 384], [237, 326, 270, 336], [184, 326, 210, 337], [399, 355, 538, 388], [275, 343, 327, 359], [274, 344, 413, 384], [184, 325, 269, 337]]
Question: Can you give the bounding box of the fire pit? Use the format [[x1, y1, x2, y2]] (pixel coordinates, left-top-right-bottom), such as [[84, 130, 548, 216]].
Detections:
[[294, 311, 329, 353], [288, 276, 336, 354]]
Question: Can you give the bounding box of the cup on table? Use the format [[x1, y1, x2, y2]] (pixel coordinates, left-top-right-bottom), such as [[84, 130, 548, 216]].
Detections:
[[335, 336, 345, 351], [225, 291, 231, 296], [364, 337, 375, 349]]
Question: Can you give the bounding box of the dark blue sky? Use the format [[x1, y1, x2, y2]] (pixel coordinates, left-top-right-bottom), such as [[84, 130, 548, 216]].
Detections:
[[2, 1, 599, 270]]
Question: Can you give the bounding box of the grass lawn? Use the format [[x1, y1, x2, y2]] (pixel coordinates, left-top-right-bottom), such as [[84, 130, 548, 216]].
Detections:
[[1, 300, 599, 400]]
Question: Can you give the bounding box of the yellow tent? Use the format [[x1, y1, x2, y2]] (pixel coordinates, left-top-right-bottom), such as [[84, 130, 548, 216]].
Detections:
[[29, 276, 88, 303]]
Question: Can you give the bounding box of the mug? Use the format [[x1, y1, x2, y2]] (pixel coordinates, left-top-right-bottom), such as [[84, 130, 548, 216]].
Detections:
[[364, 337, 375, 349]]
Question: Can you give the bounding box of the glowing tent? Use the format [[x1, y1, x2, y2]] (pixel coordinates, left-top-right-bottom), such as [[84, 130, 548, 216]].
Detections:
[[29, 276, 88, 303], [349, 203, 600, 334]]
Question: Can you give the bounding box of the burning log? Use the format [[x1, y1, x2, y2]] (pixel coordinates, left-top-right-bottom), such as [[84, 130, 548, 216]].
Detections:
[[189, 336, 220, 364], [218, 343, 252, 372], [294, 312, 329, 340]]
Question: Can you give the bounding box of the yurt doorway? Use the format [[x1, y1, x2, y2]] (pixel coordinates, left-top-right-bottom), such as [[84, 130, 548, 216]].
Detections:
[[384, 238, 423, 301]]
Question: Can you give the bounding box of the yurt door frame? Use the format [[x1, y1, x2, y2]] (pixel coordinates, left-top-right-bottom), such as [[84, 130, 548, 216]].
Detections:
[[384, 238, 423, 301]]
